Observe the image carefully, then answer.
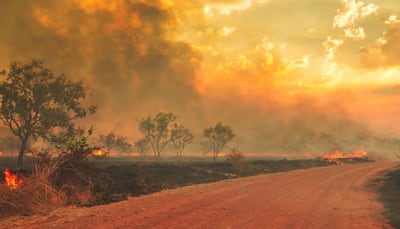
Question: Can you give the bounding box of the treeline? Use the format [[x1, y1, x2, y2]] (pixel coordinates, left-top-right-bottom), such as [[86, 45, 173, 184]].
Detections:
[[0, 60, 236, 167]]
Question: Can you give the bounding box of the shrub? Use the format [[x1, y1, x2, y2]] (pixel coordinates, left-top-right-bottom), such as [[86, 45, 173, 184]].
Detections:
[[0, 165, 65, 218], [227, 149, 248, 176], [0, 128, 119, 218]]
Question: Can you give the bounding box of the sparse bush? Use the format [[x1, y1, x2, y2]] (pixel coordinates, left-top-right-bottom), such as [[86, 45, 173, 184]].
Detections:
[[0, 128, 120, 219], [50, 128, 117, 206], [227, 148, 247, 176]]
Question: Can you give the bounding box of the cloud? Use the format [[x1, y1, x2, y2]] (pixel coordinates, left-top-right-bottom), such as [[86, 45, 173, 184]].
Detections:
[[204, 0, 269, 17], [323, 36, 344, 60], [217, 26, 236, 37], [344, 27, 366, 40], [333, 0, 378, 28], [385, 15, 400, 26], [359, 23, 400, 69]]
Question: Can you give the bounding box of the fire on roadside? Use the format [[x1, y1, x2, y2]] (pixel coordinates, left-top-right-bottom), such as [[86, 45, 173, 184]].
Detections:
[[320, 150, 344, 161], [320, 149, 367, 163], [3, 168, 23, 189], [344, 149, 367, 158]]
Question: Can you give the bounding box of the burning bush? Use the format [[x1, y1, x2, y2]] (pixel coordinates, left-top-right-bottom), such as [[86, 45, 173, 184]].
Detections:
[[48, 129, 117, 206], [0, 129, 120, 219], [4, 168, 23, 189], [0, 167, 65, 219]]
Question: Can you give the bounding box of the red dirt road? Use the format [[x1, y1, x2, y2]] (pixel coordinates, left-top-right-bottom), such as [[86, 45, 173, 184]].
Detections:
[[2, 161, 397, 229]]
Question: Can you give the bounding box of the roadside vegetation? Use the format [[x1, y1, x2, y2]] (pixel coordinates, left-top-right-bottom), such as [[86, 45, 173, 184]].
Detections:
[[0, 60, 390, 223], [0, 154, 372, 219], [376, 166, 400, 228]]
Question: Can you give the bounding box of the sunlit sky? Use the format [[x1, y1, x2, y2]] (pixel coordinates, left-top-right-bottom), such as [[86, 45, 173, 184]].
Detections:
[[1, 0, 400, 153]]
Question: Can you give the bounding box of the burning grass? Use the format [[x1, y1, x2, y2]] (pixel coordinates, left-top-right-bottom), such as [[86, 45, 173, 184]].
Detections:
[[0, 166, 64, 219], [4, 168, 23, 189], [320, 149, 368, 164]]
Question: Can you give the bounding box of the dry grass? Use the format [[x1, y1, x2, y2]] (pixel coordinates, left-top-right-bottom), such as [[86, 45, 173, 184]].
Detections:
[[0, 163, 65, 219], [0, 152, 100, 219], [227, 151, 248, 175]]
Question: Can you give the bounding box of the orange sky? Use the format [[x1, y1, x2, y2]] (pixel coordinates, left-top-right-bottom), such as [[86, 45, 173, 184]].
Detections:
[[0, 0, 399, 154]]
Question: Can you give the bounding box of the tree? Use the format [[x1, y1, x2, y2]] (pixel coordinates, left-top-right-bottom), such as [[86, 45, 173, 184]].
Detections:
[[203, 122, 235, 161], [138, 112, 177, 157], [99, 132, 132, 154], [171, 124, 193, 160], [134, 138, 150, 157], [0, 60, 96, 167]]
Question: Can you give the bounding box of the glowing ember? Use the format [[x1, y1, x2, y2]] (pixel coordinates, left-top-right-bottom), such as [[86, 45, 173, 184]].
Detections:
[[92, 149, 107, 157], [4, 168, 23, 189]]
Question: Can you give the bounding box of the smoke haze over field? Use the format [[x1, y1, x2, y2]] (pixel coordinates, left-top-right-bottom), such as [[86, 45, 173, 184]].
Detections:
[[1, 0, 400, 156]]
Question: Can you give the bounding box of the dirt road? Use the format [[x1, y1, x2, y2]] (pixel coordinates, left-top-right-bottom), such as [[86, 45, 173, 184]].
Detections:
[[2, 161, 397, 229]]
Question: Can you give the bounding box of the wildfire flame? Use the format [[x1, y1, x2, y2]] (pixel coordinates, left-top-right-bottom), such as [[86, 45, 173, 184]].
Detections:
[[4, 168, 23, 189], [345, 149, 367, 158], [92, 149, 107, 157], [321, 149, 367, 163], [321, 150, 344, 161]]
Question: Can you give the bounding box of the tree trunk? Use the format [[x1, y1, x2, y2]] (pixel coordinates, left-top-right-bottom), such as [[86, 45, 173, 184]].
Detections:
[[17, 139, 28, 169], [213, 152, 218, 162]]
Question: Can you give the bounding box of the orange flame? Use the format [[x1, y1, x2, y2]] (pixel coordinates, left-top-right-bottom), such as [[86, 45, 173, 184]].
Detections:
[[321, 149, 367, 163], [345, 149, 367, 158], [4, 168, 23, 189], [321, 150, 344, 161], [92, 149, 107, 157]]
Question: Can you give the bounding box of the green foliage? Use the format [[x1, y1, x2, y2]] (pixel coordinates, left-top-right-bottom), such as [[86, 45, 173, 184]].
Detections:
[[134, 138, 150, 156], [138, 112, 192, 157], [171, 124, 194, 159], [99, 132, 132, 154], [0, 128, 118, 218], [57, 128, 97, 163], [203, 122, 235, 161], [0, 60, 96, 167], [43, 128, 114, 206]]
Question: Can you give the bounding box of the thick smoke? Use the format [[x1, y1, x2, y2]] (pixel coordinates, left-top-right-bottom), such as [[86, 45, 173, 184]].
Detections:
[[0, 1, 393, 157]]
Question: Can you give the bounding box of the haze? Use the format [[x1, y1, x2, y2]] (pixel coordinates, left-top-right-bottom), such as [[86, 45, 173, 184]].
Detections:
[[1, 0, 399, 156]]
